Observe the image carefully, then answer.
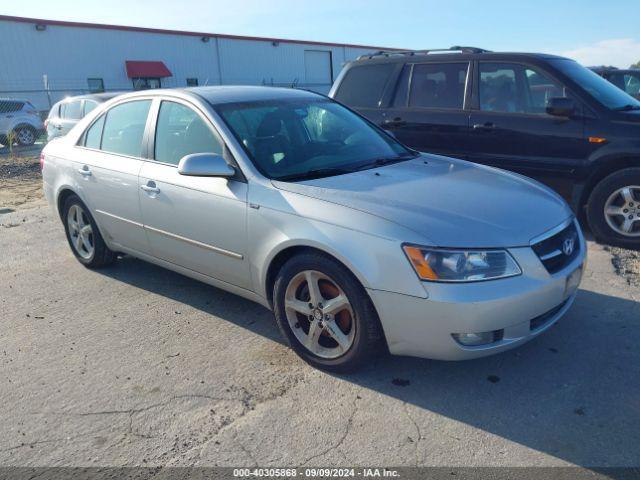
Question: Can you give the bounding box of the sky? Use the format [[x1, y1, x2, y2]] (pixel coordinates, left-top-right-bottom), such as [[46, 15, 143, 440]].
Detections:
[[3, 0, 639, 68]]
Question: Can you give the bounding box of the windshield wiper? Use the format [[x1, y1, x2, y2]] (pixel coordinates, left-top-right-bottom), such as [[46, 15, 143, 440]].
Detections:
[[353, 153, 419, 172], [274, 167, 355, 182], [613, 104, 640, 111]]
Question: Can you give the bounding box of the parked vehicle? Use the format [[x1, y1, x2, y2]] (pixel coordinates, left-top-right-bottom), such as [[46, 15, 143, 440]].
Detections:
[[41, 86, 585, 371], [330, 47, 640, 248], [46, 92, 123, 141], [0, 98, 44, 146], [590, 66, 640, 100]]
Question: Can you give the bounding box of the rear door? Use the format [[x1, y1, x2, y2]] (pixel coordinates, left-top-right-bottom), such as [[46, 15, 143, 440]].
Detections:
[[73, 99, 152, 253], [467, 62, 588, 199], [138, 99, 250, 289], [379, 62, 471, 158]]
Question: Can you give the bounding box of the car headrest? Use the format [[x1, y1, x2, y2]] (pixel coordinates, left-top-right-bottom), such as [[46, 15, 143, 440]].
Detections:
[[257, 113, 283, 138]]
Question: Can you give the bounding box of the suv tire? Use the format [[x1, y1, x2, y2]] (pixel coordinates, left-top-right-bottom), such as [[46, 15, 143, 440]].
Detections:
[[273, 252, 384, 372], [62, 194, 116, 268], [14, 125, 37, 146], [587, 168, 640, 248]]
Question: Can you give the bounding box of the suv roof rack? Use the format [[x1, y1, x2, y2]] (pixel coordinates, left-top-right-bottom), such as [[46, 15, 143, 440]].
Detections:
[[357, 46, 491, 60]]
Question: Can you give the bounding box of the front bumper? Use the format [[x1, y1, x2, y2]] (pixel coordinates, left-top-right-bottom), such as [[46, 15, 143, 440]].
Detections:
[[368, 230, 586, 361]]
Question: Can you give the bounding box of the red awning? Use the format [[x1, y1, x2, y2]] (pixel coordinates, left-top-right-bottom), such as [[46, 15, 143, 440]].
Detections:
[[125, 60, 172, 78]]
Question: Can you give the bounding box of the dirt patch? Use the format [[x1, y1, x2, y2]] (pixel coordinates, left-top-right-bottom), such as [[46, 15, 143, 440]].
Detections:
[[606, 246, 640, 287], [0, 154, 45, 210]]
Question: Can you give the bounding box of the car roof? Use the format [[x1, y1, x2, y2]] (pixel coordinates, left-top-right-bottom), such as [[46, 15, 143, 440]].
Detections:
[[350, 51, 571, 65], [110, 85, 324, 106], [59, 92, 126, 103]]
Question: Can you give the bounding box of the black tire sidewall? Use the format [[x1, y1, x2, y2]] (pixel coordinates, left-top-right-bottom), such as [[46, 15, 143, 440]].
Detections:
[[587, 168, 640, 248], [62, 195, 111, 267], [273, 253, 381, 372], [15, 126, 36, 146]]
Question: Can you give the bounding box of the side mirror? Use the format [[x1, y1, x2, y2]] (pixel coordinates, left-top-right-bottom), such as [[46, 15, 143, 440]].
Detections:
[[546, 97, 576, 117], [177, 153, 235, 177]]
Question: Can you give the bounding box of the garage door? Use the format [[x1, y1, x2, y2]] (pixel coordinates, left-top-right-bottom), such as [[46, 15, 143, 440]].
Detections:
[[304, 50, 333, 91]]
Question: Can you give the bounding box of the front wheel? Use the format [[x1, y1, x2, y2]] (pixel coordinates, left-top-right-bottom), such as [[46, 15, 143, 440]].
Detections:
[[14, 126, 37, 146], [273, 252, 384, 372], [587, 168, 640, 249], [62, 195, 116, 268]]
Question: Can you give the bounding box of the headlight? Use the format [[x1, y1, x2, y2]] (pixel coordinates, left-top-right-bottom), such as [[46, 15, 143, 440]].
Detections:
[[402, 245, 521, 282]]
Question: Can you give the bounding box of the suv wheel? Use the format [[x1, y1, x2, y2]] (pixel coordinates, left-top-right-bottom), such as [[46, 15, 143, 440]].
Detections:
[[62, 195, 116, 268], [14, 126, 36, 146], [587, 168, 640, 248], [273, 252, 384, 372]]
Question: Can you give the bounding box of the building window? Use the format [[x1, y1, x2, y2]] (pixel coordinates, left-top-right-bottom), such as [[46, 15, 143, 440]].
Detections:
[[186, 78, 198, 87], [132, 77, 161, 90], [87, 78, 104, 93]]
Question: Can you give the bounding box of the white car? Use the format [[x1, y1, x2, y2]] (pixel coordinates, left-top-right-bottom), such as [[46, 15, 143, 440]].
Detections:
[[0, 98, 44, 146]]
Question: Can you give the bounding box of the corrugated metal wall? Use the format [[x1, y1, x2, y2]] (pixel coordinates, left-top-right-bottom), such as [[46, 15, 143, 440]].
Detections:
[[0, 19, 375, 110]]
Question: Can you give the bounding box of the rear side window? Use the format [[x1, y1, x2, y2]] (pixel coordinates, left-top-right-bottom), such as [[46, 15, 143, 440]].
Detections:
[[154, 101, 223, 165], [83, 101, 98, 116], [100, 100, 151, 157], [409, 63, 468, 109], [84, 115, 105, 149], [62, 101, 83, 120], [334, 63, 395, 108], [0, 101, 24, 114]]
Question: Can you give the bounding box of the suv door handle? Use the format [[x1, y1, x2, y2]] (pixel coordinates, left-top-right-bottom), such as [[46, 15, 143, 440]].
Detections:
[[473, 122, 495, 131], [140, 181, 160, 194], [382, 118, 406, 128], [77, 166, 92, 176]]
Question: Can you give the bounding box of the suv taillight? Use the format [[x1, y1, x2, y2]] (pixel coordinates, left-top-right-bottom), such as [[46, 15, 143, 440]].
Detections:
[[39, 152, 45, 171]]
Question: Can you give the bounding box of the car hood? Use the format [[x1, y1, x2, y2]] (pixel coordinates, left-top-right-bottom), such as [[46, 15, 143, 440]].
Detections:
[[272, 155, 573, 248]]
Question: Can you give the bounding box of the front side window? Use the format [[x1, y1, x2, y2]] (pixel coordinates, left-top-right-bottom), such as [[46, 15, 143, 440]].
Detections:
[[217, 98, 415, 181], [100, 100, 152, 157], [409, 63, 468, 109], [524, 68, 567, 114], [479, 63, 520, 113], [334, 63, 395, 108], [154, 101, 223, 165], [551, 59, 640, 110]]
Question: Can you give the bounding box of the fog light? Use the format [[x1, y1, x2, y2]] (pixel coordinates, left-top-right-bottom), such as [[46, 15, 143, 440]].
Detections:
[[452, 330, 502, 346]]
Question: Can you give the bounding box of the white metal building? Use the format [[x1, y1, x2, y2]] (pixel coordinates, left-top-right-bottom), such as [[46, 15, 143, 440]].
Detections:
[[0, 15, 392, 111]]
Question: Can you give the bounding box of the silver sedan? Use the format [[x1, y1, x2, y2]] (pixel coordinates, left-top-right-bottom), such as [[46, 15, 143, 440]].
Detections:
[[41, 86, 586, 371]]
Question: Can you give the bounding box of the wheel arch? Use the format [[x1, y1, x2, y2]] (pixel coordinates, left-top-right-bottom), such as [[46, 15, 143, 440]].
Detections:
[[581, 155, 640, 208]]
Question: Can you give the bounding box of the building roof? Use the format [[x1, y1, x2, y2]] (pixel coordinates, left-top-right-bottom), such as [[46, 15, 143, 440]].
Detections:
[[0, 14, 400, 51]]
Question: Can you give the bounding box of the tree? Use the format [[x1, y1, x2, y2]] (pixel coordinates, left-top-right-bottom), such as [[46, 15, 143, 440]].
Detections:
[[631, 60, 640, 69]]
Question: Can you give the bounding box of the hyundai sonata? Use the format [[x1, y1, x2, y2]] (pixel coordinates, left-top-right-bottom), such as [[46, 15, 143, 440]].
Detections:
[[41, 86, 586, 371]]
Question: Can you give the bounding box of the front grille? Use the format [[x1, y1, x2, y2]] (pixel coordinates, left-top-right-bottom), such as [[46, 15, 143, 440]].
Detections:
[[530, 298, 569, 331], [531, 221, 580, 274]]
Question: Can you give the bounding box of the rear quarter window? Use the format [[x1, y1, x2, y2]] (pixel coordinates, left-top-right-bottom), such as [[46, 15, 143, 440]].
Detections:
[[334, 63, 395, 108]]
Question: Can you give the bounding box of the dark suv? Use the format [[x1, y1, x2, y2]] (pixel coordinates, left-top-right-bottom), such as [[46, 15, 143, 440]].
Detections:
[[329, 47, 640, 248], [591, 66, 640, 100]]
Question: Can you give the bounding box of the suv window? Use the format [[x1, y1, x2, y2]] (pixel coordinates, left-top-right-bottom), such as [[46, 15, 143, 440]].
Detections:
[[61, 101, 83, 120], [0, 101, 24, 114], [409, 63, 468, 109], [100, 100, 151, 157], [154, 101, 223, 166], [524, 68, 566, 113], [608, 72, 640, 98], [334, 63, 395, 108]]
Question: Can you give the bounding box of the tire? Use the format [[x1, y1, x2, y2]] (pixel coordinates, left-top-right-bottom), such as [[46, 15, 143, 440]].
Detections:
[[273, 251, 384, 372], [586, 167, 640, 249], [13, 125, 37, 146], [62, 194, 116, 268]]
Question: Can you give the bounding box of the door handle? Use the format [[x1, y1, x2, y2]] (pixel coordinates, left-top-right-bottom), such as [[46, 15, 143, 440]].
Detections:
[[77, 166, 92, 176], [140, 182, 160, 194], [382, 118, 406, 128], [472, 122, 495, 131]]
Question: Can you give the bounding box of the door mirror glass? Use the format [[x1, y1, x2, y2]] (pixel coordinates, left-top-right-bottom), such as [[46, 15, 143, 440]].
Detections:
[[546, 97, 576, 117], [177, 153, 235, 177]]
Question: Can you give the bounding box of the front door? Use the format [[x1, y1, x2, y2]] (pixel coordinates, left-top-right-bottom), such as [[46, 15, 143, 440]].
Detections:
[[467, 62, 589, 200], [138, 99, 250, 289], [73, 99, 152, 253], [380, 62, 471, 159]]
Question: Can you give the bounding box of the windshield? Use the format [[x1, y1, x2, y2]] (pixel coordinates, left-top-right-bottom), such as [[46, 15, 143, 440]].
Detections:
[[216, 98, 416, 181], [552, 59, 640, 110]]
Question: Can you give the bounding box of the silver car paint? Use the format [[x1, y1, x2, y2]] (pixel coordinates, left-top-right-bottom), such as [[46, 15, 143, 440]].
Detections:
[[42, 87, 586, 360]]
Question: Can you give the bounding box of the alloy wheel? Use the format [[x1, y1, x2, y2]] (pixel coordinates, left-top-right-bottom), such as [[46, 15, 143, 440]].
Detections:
[[16, 127, 35, 145], [604, 186, 640, 237], [284, 270, 356, 359], [67, 204, 95, 259]]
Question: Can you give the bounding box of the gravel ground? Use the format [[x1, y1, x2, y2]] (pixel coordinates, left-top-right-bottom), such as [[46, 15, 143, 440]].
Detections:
[[1, 165, 639, 469], [607, 246, 640, 287]]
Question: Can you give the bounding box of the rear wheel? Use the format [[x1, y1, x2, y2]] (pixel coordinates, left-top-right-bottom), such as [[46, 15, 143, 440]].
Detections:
[[587, 168, 640, 248], [273, 252, 384, 372], [14, 126, 36, 146], [62, 195, 116, 268]]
